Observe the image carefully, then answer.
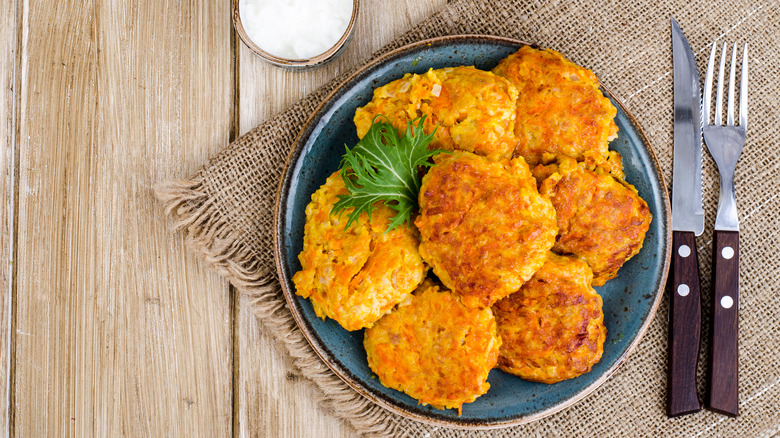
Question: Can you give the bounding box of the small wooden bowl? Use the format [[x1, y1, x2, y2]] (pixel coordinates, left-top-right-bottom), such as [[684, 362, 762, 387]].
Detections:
[[232, 0, 359, 70]]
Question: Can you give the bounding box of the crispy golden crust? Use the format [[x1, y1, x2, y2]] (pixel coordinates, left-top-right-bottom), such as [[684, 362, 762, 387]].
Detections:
[[492, 46, 619, 168], [415, 152, 558, 308], [539, 157, 652, 286], [364, 280, 500, 414], [532, 150, 624, 185], [493, 253, 606, 384], [292, 172, 427, 331], [354, 66, 519, 160]]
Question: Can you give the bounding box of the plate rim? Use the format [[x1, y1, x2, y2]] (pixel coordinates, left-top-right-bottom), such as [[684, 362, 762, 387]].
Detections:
[[273, 34, 672, 429]]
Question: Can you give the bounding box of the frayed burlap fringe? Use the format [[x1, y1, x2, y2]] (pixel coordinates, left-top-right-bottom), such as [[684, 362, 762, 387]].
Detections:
[[242, 287, 402, 437], [154, 179, 276, 294], [153, 178, 407, 437], [155, 0, 780, 436]]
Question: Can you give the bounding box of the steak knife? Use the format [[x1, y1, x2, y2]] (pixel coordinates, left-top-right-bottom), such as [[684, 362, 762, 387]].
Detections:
[[668, 17, 705, 417]]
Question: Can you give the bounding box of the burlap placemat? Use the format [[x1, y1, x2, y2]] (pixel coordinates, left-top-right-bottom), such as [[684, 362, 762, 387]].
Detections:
[[155, 0, 780, 435]]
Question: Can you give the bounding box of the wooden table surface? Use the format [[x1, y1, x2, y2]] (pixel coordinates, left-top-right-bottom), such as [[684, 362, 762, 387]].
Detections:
[[0, 0, 446, 436]]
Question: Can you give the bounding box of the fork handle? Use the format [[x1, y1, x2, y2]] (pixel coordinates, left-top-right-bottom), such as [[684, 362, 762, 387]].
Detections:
[[707, 230, 739, 416], [667, 230, 702, 417]]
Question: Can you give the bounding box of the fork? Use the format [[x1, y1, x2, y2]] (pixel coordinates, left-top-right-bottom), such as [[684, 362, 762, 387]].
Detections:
[[702, 40, 748, 417]]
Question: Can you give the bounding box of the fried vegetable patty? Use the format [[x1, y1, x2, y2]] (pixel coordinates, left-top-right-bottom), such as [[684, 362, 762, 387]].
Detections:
[[354, 66, 519, 160], [492, 46, 619, 168], [493, 253, 607, 384], [539, 157, 652, 286], [364, 280, 500, 414], [415, 151, 558, 308], [292, 172, 427, 331]]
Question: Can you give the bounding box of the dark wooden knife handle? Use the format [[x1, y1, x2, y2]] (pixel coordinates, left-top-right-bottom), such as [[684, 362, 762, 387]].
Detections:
[[668, 230, 702, 417], [707, 230, 739, 416]]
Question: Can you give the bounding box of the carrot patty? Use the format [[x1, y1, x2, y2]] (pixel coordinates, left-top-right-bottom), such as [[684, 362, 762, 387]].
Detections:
[[492, 46, 619, 171], [539, 157, 652, 286], [364, 280, 501, 414], [493, 253, 607, 384], [292, 172, 427, 331], [354, 66, 519, 160], [415, 151, 558, 308]]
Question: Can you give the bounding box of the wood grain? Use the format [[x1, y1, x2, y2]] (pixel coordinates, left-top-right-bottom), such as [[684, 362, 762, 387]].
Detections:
[[1, 0, 16, 434], [667, 230, 703, 417], [13, 1, 233, 435], [707, 230, 739, 416], [235, 1, 447, 436], [235, 294, 353, 437], [7, 1, 450, 436]]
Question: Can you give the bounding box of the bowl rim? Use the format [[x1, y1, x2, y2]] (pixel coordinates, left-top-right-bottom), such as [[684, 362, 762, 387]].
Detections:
[[231, 0, 359, 68], [273, 34, 672, 429]]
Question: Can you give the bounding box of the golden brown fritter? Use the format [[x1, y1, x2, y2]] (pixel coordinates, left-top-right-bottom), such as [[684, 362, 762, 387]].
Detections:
[[415, 151, 558, 309], [492, 46, 619, 168], [354, 66, 519, 160], [364, 280, 500, 414], [539, 157, 652, 286], [292, 172, 427, 331], [493, 253, 606, 384], [532, 150, 625, 185]]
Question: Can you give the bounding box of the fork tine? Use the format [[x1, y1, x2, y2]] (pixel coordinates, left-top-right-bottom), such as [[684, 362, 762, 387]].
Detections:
[[704, 41, 717, 126], [727, 43, 737, 126], [739, 43, 748, 129], [715, 42, 727, 126]]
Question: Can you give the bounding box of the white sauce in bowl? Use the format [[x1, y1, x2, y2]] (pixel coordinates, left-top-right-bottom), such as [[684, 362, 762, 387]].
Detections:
[[239, 0, 354, 60]]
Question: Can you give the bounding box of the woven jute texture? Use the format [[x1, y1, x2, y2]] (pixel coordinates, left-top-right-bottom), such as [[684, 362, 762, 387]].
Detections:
[[155, 0, 780, 436]]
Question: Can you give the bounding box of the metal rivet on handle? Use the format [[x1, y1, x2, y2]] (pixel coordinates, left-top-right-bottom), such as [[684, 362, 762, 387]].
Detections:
[[677, 284, 690, 296], [722, 246, 734, 259], [678, 245, 691, 257], [721, 295, 734, 309]]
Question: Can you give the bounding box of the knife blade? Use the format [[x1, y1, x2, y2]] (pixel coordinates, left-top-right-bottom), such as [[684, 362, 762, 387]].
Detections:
[[667, 16, 704, 417]]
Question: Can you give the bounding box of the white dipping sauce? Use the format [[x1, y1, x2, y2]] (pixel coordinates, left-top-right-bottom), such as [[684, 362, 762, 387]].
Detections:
[[239, 0, 353, 60]]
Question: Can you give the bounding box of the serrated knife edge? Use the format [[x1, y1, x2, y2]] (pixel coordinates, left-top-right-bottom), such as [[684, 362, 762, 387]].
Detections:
[[671, 17, 705, 235]]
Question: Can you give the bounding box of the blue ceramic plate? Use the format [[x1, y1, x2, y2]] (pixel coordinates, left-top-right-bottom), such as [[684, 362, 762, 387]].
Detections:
[[274, 35, 671, 429]]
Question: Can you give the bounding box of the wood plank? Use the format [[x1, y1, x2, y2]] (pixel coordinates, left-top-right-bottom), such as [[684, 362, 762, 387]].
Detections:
[[13, 1, 234, 436], [0, 0, 16, 434], [235, 1, 448, 436], [236, 294, 353, 438]]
